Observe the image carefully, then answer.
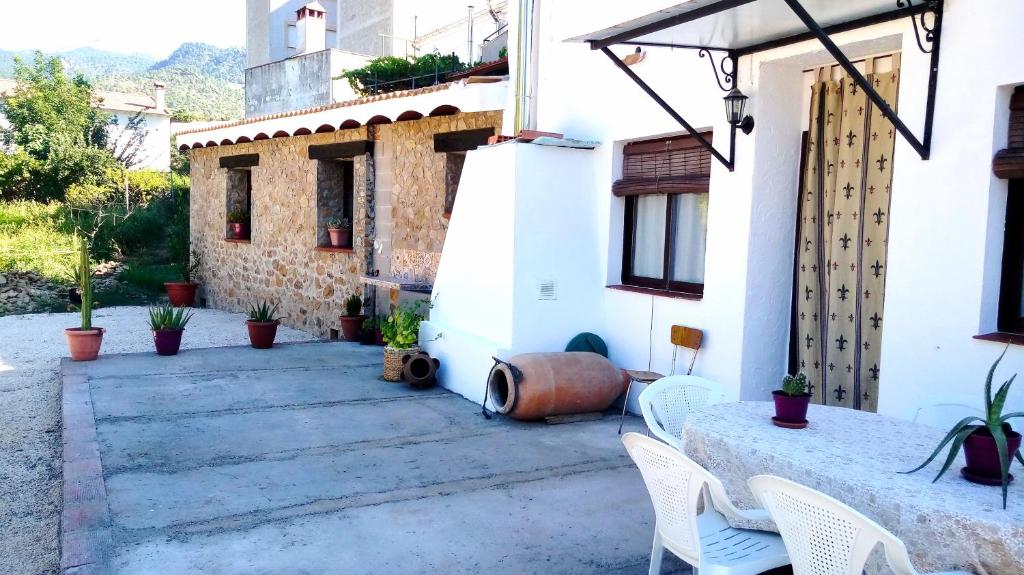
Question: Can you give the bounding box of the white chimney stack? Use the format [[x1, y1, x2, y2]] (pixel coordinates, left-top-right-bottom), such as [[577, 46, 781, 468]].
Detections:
[[296, 1, 327, 56], [153, 82, 166, 112]]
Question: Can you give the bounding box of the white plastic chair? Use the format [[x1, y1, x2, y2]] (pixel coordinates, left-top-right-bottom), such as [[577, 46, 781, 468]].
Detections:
[[748, 475, 972, 575], [908, 395, 986, 430], [638, 375, 728, 449], [622, 433, 790, 575]]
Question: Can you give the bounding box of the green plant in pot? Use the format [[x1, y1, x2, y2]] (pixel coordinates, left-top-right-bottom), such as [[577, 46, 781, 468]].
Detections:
[[64, 240, 105, 361], [359, 315, 378, 346], [338, 293, 365, 342], [149, 303, 194, 356], [247, 300, 281, 349], [165, 249, 201, 307], [381, 300, 427, 382], [227, 209, 250, 239], [906, 349, 1023, 508], [326, 216, 352, 249], [772, 373, 811, 428]]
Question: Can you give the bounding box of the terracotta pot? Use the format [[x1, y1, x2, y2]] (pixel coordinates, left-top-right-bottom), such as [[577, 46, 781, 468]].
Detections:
[[963, 426, 1022, 482], [64, 327, 105, 362], [153, 329, 184, 356], [384, 345, 419, 382], [402, 351, 440, 389], [327, 228, 352, 249], [229, 222, 249, 239], [339, 315, 366, 342], [246, 320, 279, 349], [772, 391, 811, 423], [165, 282, 198, 307], [487, 352, 628, 420]]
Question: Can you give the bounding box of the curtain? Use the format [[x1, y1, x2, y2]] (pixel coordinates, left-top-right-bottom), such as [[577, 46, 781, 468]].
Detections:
[[633, 194, 667, 278], [671, 193, 709, 284], [795, 57, 900, 411]]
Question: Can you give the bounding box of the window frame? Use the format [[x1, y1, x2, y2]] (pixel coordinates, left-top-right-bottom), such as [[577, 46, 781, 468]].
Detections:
[[999, 180, 1024, 333], [621, 192, 707, 296]]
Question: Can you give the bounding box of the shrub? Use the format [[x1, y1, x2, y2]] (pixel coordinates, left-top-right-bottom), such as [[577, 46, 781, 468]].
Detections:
[[340, 53, 466, 96]]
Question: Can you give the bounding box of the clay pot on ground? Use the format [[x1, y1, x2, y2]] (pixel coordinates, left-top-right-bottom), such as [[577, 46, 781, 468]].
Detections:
[[384, 345, 419, 382], [402, 351, 440, 389], [772, 391, 811, 424], [64, 327, 105, 362], [338, 315, 366, 342], [246, 320, 279, 349], [153, 329, 184, 356], [165, 282, 198, 307], [229, 222, 249, 240], [486, 352, 628, 420], [327, 227, 352, 249], [962, 425, 1022, 484]]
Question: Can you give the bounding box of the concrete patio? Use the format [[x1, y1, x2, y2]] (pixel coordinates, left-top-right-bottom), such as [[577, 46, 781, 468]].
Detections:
[[60, 341, 686, 574]]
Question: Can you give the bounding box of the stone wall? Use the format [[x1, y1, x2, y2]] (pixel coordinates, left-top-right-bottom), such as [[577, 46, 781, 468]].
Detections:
[[189, 110, 502, 337]]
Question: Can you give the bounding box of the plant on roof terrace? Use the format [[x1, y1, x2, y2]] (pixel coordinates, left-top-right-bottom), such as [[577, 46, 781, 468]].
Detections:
[[338, 53, 467, 97], [905, 348, 1023, 508]]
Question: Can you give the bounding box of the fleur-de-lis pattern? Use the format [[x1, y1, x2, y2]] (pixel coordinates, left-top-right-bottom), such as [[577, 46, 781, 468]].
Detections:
[[795, 63, 899, 412]]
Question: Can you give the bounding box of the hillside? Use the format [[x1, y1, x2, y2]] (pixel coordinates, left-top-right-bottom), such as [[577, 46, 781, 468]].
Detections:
[[0, 43, 245, 121]]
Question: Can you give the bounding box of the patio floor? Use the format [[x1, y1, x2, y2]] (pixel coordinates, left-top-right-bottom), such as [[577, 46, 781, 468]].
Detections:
[[60, 341, 687, 574]]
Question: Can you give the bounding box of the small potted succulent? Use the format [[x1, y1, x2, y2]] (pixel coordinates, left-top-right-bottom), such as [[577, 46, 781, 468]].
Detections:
[[381, 300, 428, 382], [64, 241, 104, 361], [772, 373, 811, 428], [338, 293, 365, 342], [227, 209, 250, 240], [149, 303, 194, 356], [326, 216, 352, 249], [165, 249, 201, 307], [246, 300, 281, 349], [906, 349, 1023, 508]]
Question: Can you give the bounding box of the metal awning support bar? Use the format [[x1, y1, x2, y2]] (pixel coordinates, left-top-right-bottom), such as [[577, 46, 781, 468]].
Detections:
[[600, 46, 737, 171], [781, 0, 942, 160]]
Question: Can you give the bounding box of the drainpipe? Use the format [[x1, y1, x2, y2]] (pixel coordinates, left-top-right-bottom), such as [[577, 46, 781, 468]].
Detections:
[[514, 0, 538, 133], [466, 6, 475, 65]]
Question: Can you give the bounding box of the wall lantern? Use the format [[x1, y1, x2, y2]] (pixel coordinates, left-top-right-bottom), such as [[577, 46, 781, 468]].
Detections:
[[724, 88, 755, 135]]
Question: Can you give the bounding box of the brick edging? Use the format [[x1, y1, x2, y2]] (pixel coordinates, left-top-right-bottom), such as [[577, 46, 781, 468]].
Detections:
[[60, 361, 112, 574]]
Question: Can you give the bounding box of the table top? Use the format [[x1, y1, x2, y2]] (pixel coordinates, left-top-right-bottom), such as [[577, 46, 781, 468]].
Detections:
[[682, 401, 1023, 575]]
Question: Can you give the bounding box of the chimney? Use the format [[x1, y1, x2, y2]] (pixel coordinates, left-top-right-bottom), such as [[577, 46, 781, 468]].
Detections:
[[153, 82, 166, 112], [296, 1, 327, 56]]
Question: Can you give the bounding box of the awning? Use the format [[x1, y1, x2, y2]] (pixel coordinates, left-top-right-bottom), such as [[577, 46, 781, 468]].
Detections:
[[568, 0, 943, 165]]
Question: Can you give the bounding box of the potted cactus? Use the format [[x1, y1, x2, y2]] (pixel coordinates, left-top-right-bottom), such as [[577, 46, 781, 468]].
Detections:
[[381, 300, 428, 382], [246, 300, 281, 349], [772, 373, 811, 428], [338, 293, 365, 342], [64, 240, 105, 361], [906, 349, 1023, 508], [149, 303, 194, 356], [327, 216, 352, 249], [227, 209, 250, 239], [165, 249, 201, 307]]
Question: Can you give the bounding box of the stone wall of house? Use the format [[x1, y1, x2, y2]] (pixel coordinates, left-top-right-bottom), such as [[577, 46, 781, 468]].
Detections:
[[188, 110, 502, 337]]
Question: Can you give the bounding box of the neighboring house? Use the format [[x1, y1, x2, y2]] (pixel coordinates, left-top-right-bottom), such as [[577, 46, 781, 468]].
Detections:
[[183, 0, 1024, 422], [0, 78, 172, 171], [244, 0, 508, 117]]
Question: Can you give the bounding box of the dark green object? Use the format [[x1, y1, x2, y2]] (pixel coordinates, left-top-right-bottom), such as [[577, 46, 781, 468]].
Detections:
[[565, 333, 608, 358]]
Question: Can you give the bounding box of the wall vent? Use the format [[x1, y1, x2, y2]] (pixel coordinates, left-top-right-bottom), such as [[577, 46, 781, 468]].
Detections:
[[537, 280, 557, 301]]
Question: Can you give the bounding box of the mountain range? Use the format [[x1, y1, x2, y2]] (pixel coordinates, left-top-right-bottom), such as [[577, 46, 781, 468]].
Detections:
[[0, 43, 245, 121]]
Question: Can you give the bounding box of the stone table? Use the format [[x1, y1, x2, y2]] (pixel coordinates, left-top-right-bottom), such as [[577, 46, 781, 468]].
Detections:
[[682, 402, 1023, 575]]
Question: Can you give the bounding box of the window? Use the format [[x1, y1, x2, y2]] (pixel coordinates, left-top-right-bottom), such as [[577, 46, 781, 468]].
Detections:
[[225, 169, 252, 240], [316, 159, 355, 249], [617, 135, 711, 295], [1000, 181, 1024, 333]]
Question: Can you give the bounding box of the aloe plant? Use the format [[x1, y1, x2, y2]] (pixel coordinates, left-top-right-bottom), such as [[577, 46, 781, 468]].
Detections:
[[905, 348, 1024, 508], [248, 300, 281, 323], [148, 304, 194, 331], [344, 294, 363, 317], [78, 239, 93, 331]]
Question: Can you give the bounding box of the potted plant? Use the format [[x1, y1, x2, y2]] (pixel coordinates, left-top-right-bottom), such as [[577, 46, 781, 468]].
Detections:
[[381, 301, 427, 382], [64, 241, 104, 361], [374, 315, 386, 346], [227, 209, 250, 239], [338, 294, 365, 342], [165, 249, 201, 307], [326, 216, 352, 249], [149, 303, 194, 356], [359, 315, 378, 346], [247, 300, 281, 349], [772, 373, 811, 428], [906, 349, 1023, 508]]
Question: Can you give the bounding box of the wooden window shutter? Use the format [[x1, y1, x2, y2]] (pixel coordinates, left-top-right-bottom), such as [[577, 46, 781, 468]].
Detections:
[[613, 134, 712, 197]]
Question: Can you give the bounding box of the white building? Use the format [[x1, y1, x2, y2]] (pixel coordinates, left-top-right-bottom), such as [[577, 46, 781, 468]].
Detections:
[[422, 0, 1024, 419]]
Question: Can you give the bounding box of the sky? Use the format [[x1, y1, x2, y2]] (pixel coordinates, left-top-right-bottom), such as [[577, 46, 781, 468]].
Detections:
[[0, 0, 246, 58]]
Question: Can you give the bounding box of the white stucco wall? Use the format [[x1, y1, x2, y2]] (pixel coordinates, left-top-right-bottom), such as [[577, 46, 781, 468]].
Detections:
[[107, 111, 171, 172], [435, 0, 1024, 418]]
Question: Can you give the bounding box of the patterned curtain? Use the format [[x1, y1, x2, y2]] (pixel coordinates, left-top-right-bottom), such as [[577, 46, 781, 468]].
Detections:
[[795, 57, 900, 411]]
